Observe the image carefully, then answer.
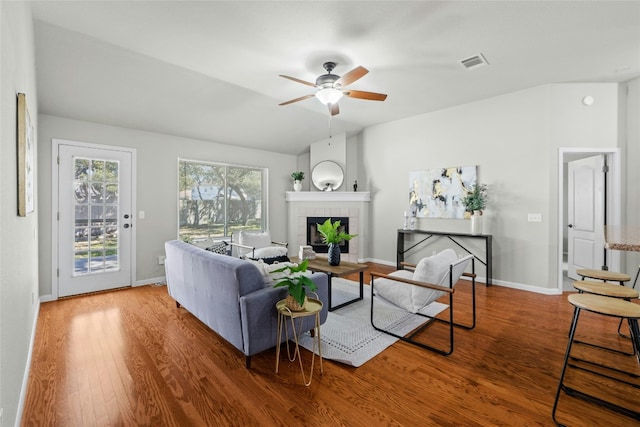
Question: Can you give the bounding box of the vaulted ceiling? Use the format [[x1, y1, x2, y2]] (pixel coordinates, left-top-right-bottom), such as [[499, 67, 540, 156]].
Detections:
[[31, 1, 640, 155]]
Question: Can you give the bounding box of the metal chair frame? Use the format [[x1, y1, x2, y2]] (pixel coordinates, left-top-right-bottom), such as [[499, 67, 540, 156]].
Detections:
[[369, 257, 476, 356]]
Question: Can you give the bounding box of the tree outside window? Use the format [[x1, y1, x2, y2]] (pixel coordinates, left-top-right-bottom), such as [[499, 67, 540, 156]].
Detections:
[[178, 159, 266, 243]]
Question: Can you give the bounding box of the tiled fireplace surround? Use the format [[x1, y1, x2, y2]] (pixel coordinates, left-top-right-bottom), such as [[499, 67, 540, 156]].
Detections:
[[285, 192, 371, 264]]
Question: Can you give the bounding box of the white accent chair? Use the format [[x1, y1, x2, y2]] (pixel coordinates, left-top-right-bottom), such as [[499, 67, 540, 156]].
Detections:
[[370, 249, 477, 355], [229, 230, 288, 260]]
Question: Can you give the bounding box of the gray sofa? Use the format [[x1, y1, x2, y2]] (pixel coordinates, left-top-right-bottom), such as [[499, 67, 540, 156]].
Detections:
[[164, 240, 329, 368]]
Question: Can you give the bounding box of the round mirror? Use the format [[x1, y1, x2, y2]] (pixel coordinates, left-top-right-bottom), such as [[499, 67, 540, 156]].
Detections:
[[311, 161, 344, 191]]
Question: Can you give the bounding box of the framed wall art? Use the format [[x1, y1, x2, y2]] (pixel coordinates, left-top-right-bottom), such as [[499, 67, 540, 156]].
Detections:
[[408, 165, 477, 219], [17, 93, 35, 216]]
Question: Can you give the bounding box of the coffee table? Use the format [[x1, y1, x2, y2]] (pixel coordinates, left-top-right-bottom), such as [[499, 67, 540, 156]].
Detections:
[[290, 256, 368, 311]]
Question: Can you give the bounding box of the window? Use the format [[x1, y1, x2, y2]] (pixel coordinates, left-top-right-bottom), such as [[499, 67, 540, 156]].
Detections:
[[178, 159, 266, 243]]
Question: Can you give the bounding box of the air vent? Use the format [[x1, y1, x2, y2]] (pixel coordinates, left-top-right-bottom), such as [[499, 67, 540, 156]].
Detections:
[[459, 53, 489, 70]]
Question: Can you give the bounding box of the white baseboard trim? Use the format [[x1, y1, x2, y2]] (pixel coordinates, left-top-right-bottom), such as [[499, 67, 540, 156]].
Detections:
[[17, 299, 40, 427], [135, 276, 166, 287], [363, 258, 562, 295]]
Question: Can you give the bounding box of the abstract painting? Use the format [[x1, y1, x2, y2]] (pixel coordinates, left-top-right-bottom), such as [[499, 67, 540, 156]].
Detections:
[[409, 165, 477, 219]]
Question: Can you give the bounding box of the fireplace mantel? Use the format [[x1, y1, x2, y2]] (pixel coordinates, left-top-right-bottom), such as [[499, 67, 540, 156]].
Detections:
[[285, 191, 370, 202]]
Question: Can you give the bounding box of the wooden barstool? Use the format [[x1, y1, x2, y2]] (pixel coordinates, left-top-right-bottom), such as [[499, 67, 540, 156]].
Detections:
[[572, 280, 639, 354], [576, 268, 631, 285], [575, 270, 634, 337], [552, 293, 640, 425], [573, 280, 639, 299]]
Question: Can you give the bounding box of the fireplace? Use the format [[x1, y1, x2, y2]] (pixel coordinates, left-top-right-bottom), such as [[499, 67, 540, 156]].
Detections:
[[306, 217, 349, 254]]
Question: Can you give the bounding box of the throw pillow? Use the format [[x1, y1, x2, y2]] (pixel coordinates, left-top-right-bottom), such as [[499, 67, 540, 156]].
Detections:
[[252, 246, 288, 259], [205, 241, 229, 255], [251, 254, 290, 265]]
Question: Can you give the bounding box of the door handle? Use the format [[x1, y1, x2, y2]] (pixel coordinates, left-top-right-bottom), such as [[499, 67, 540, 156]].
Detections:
[[568, 224, 573, 228], [123, 223, 130, 229]]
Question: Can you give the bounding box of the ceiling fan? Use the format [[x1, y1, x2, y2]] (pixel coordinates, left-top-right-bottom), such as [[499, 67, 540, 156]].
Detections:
[[279, 62, 387, 116]]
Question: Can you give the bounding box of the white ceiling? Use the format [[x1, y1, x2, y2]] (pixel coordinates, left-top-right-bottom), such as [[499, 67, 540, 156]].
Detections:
[[31, 1, 640, 155]]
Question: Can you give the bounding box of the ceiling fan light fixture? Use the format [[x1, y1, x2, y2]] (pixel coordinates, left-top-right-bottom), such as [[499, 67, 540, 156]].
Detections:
[[315, 88, 343, 105]]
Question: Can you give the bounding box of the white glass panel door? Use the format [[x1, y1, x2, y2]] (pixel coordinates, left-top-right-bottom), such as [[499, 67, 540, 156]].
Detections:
[[58, 144, 133, 297]]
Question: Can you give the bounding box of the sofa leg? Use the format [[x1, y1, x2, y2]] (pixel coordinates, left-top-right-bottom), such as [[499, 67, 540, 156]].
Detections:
[[176, 301, 180, 308], [245, 356, 252, 369]]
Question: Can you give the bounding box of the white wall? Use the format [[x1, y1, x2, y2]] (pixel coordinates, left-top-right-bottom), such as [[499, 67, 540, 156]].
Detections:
[[37, 115, 297, 298], [624, 78, 640, 276], [0, 2, 39, 425], [359, 83, 622, 291]]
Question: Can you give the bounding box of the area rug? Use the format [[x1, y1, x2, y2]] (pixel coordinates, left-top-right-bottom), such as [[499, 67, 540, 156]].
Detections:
[[297, 278, 448, 367]]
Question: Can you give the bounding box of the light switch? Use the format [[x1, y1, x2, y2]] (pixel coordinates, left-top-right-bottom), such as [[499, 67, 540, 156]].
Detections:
[[139, 211, 145, 219]]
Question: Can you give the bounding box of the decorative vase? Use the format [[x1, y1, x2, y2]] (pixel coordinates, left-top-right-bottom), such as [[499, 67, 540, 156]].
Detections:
[[293, 180, 302, 192], [471, 211, 482, 235], [328, 243, 341, 266], [285, 294, 307, 311]]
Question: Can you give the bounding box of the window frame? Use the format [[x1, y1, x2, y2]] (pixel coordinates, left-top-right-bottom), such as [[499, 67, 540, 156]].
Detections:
[[177, 157, 269, 243]]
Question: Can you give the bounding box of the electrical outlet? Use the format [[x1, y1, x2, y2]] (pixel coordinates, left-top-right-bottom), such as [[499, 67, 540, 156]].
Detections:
[[158, 255, 166, 265], [527, 213, 543, 222]]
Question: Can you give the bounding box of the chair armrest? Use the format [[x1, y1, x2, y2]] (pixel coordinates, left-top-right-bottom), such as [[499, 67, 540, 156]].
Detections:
[[271, 241, 288, 248], [227, 242, 255, 258], [400, 262, 416, 271], [370, 271, 454, 294]]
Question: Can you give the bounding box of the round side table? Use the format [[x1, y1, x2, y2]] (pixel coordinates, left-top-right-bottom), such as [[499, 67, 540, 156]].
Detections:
[[275, 297, 323, 386]]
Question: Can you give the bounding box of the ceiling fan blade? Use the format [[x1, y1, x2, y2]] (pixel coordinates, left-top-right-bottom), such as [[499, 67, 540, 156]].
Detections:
[[279, 74, 317, 87], [329, 103, 340, 116], [343, 90, 388, 101], [335, 66, 368, 87], [279, 94, 315, 106]]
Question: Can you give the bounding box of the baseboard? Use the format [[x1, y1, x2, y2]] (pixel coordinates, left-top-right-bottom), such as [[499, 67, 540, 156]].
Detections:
[[135, 276, 166, 287], [16, 299, 40, 426]]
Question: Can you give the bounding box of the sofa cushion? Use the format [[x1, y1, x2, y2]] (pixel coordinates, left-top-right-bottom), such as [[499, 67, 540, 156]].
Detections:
[[413, 248, 458, 285], [374, 249, 458, 313]]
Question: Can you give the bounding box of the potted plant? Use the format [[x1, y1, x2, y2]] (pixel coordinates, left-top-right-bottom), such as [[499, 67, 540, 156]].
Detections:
[[462, 183, 487, 213], [272, 259, 317, 311], [316, 218, 357, 266], [291, 171, 304, 192], [462, 183, 487, 235]]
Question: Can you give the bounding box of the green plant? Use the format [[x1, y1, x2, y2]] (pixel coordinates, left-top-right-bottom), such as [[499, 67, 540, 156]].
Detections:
[[462, 183, 488, 213], [291, 171, 305, 181], [271, 259, 317, 306], [316, 218, 357, 245]]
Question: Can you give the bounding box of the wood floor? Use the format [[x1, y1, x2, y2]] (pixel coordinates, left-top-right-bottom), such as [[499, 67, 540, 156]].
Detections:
[[22, 264, 640, 426]]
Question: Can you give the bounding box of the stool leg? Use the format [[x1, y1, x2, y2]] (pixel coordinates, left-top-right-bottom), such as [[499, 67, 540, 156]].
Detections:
[[552, 306, 581, 426], [617, 266, 639, 338], [629, 318, 640, 365], [632, 266, 640, 290]]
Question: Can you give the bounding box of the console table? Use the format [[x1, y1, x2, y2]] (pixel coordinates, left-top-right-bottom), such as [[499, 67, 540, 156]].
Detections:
[[397, 229, 493, 286]]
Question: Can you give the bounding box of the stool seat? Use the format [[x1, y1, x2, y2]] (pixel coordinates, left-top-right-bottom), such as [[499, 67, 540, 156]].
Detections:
[[568, 293, 640, 319], [576, 268, 631, 283], [573, 280, 639, 299]]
